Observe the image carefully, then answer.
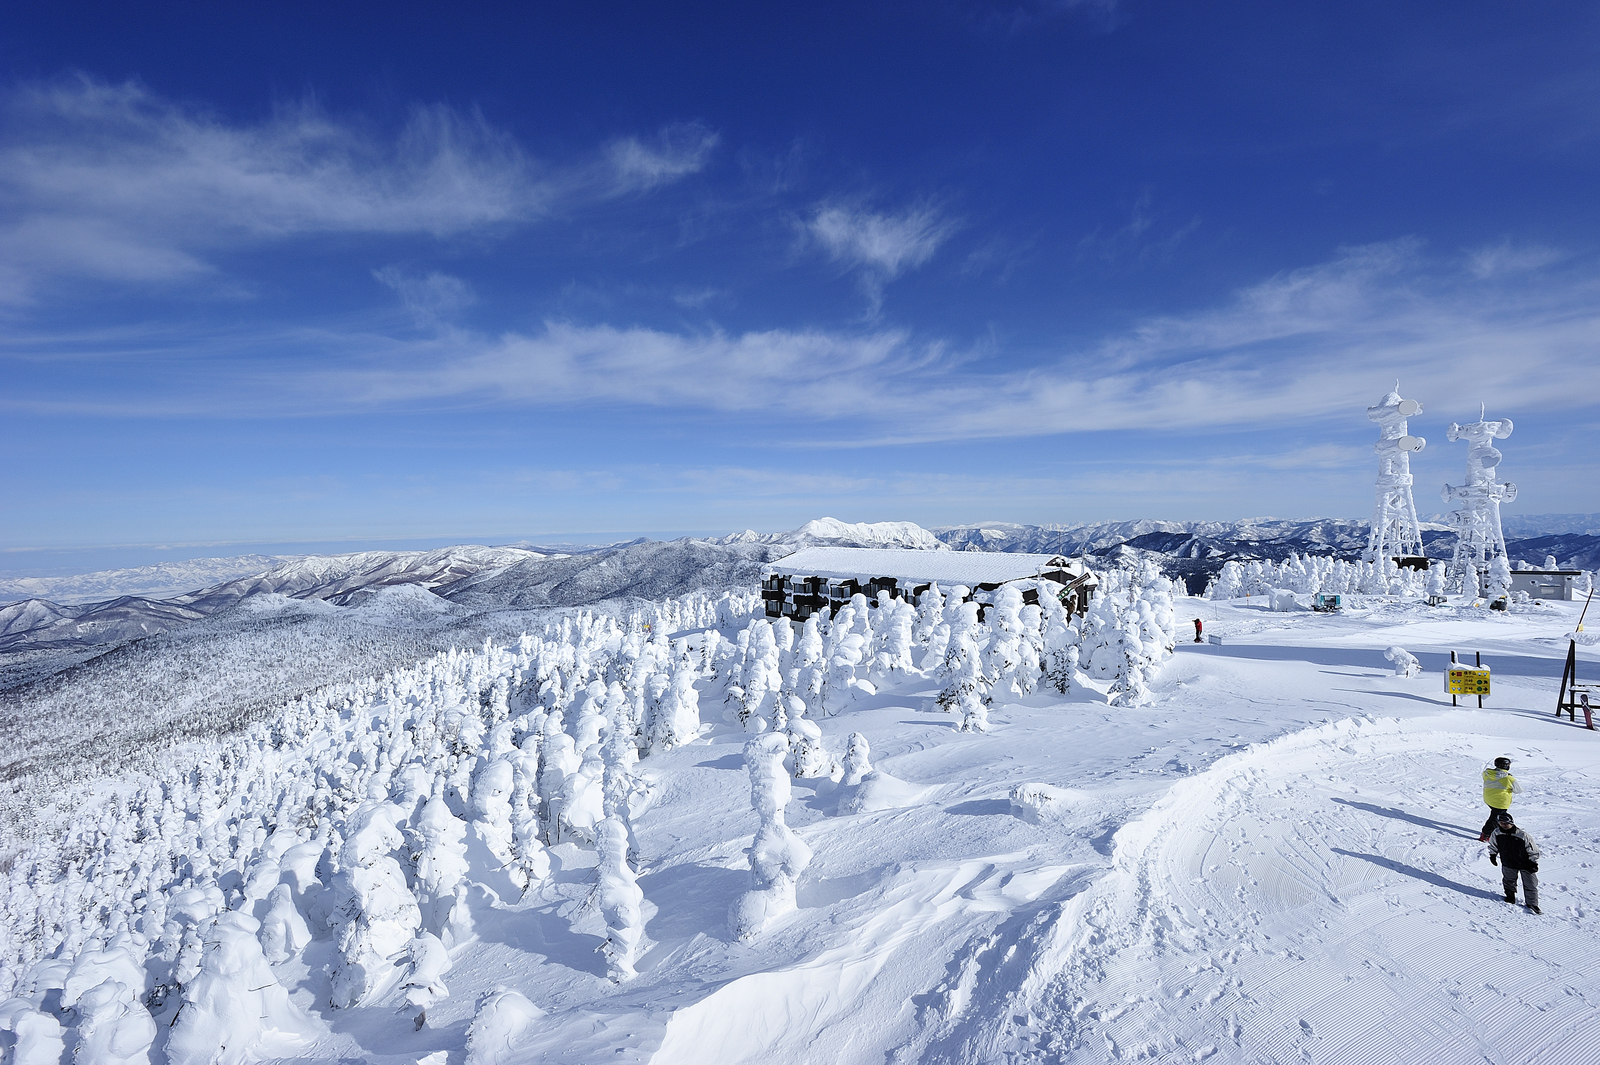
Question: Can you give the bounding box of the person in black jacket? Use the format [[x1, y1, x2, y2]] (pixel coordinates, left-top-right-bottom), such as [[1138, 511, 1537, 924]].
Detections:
[[1488, 811, 1541, 914]]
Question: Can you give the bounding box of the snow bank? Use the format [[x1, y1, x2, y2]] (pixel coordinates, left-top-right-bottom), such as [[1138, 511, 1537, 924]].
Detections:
[[465, 988, 544, 1065]]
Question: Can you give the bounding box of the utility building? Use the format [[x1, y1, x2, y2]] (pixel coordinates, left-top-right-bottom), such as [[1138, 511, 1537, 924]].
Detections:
[[1507, 569, 1585, 602], [762, 547, 1098, 621]]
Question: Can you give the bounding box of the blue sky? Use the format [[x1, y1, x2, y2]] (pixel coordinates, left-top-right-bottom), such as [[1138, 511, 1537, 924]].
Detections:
[[4, 1, 1599, 572]]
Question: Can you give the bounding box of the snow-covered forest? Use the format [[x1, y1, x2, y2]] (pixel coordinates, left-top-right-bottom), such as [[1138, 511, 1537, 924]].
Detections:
[[3, 543, 1598, 1064]]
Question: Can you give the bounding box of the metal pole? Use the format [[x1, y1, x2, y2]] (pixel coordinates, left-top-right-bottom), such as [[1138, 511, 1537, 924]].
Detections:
[[1451, 650, 1458, 708], [1477, 650, 1483, 709]]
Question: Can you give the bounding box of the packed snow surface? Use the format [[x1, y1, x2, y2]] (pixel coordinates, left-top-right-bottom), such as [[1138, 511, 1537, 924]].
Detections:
[[5, 584, 1599, 1064]]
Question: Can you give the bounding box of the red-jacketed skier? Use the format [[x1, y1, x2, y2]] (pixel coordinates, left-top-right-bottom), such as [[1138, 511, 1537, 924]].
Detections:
[[1479, 757, 1519, 841], [1193, 618, 1203, 643], [1488, 811, 1541, 914]]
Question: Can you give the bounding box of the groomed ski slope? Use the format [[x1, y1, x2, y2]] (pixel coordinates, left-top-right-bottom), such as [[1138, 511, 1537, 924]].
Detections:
[[6, 593, 1598, 1064]]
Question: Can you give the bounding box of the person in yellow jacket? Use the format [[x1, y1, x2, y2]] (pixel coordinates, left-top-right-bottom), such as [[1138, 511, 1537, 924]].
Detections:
[[1479, 756, 1518, 841]]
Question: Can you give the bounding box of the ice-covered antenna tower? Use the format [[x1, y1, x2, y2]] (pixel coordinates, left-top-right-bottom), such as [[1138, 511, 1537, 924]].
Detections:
[[1364, 383, 1427, 564], [1442, 404, 1517, 590]]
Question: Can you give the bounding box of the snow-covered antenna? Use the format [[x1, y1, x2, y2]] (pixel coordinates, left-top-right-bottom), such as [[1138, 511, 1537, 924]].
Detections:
[[1365, 384, 1427, 565], [1442, 405, 1516, 593]]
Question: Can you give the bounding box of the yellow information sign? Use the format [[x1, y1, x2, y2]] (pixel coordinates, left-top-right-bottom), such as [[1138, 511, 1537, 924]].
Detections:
[[1446, 667, 1491, 696]]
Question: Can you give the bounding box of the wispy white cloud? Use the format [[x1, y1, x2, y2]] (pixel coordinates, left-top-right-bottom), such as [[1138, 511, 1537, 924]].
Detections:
[[0, 77, 715, 305], [1466, 239, 1564, 279], [605, 121, 719, 192], [8, 239, 1600, 447], [807, 202, 955, 277], [1077, 188, 1200, 265], [804, 200, 958, 312], [327, 322, 933, 416], [373, 266, 476, 326]]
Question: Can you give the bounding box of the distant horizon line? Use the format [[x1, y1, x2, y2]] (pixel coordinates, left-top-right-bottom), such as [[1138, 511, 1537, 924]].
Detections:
[[4, 511, 1597, 582], [6, 510, 1599, 557]]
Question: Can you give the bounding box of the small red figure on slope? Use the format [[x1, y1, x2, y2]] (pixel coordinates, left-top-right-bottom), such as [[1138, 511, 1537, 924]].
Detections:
[[1193, 618, 1203, 643]]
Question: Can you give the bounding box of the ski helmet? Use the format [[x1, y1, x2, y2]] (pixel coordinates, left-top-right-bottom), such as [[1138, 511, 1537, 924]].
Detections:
[[1496, 811, 1514, 826], [1494, 757, 1512, 770]]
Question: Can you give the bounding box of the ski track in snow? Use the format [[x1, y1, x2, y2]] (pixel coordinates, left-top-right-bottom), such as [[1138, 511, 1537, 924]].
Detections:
[[969, 715, 1600, 1064]]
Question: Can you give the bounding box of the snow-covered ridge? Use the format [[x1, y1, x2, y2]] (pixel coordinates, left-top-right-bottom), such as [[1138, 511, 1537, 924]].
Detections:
[[0, 524, 938, 656], [711, 517, 947, 551], [0, 545, 553, 653]]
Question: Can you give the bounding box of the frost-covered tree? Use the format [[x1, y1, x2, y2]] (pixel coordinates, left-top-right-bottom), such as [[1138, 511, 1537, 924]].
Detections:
[[982, 586, 1027, 702], [912, 583, 945, 648], [1384, 646, 1422, 677], [870, 595, 917, 681], [401, 932, 452, 1030], [647, 660, 702, 752], [470, 759, 526, 901], [737, 620, 784, 730], [785, 695, 831, 778], [537, 711, 580, 844], [412, 788, 470, 937], [958, 689, 989, 732], [820, 609, 873, 716], [840, 732, 873, 786], [936, 598, 986, 713], [329, 807, 421, 1008], [1486, 554, 1513, 602], [167, 912, 304, 1065], [1209, 561, 1245, 600], [1041, 593, 1081, 695], [730, 733, 813, 940], [594, 816, 645, 981], [259, 883, 312, 964], [0, 1001, 64, 1065]]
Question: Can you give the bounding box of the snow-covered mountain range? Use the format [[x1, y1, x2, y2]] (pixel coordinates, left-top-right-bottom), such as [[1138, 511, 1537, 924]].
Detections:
[[5, 516, 1597, 659]]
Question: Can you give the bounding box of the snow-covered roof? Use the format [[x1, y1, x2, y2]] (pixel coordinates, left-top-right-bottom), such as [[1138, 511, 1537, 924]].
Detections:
[[768, 547, 1090, 586]]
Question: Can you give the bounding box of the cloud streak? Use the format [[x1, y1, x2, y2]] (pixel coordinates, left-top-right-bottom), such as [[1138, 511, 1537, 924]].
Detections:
[[7, 240, 1598, 443], [804, 201, 958, 312], [0, 77, 716, 305], [605, 122, 719, 192]]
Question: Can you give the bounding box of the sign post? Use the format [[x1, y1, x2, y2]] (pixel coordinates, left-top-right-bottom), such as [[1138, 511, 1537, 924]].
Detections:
[[1446, 650, 1490, 708]]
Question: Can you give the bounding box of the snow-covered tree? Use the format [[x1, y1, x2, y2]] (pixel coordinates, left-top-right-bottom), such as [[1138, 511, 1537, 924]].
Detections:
[[1384, 646, 1422, 677], [840, 732, 873, 786], [470, 758, 527, 901], [647, 660, 702, 752], [730, 733, 813, 940], [1041, 592, 1081, 695], [594, 816, 645, 981], [328, 806, 421, 1008], [982, 586, 1028, 702], [912, 583, 945, 648], [820, 608, 872, 716], [1209, 561, 1245, 600], [958, 688, 989, 732], [412, 789, 470, 937], [1486, 554, 1513, 602], [400, 932, 452, 1030], [785, 695, 831, 778], [259, 883, 312, 964], [167, 912, 304, 1065], [870, 595, 917, 680]]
